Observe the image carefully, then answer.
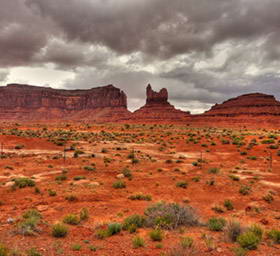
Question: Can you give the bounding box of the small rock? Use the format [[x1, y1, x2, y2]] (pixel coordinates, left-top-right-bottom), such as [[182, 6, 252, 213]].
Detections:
[[7, 218, 14, 224], [182, 197, 190, 203], [116, 174, 125, 179], [37, 205, 49, 212]]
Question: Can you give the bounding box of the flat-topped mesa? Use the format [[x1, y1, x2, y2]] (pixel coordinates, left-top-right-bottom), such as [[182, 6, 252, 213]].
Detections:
[[146, 84, 168, 105], [130, 84, 190, 123], [190, 92, 280, 128], [204, 93, 280, 117], [0, 84, 130, 121]]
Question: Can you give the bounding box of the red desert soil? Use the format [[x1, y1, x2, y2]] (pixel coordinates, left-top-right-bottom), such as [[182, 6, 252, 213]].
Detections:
[[0, 122, 280, 255]]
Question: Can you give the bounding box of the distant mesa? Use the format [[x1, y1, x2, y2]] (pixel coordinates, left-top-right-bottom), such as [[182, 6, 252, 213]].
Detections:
[[0, 83, 130, 121], [191, 92, 280, 127], [0, 83, 280, 127]]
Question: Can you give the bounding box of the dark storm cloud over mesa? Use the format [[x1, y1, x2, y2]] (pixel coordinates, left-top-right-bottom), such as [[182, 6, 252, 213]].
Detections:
[[1, 0, 280, 112]]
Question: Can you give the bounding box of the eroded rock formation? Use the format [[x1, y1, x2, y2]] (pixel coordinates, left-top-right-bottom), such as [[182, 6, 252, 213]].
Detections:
[[0, 84, 130, 121], [191, 93, 280, 127], [130, 84, 190, 122]]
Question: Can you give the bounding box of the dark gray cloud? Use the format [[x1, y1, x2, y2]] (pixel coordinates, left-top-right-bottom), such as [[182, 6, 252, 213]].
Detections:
[[1, 0, 280, 113]]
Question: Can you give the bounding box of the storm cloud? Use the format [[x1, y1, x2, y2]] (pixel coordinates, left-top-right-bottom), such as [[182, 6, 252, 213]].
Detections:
[[1, 0, 280, 112]]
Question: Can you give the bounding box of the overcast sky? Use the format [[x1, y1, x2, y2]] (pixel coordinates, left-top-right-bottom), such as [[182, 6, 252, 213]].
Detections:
[[1, 0, 280, 113]]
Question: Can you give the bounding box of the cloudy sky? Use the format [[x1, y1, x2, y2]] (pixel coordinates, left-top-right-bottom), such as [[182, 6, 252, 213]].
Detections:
[[1, 0, 280, 113]]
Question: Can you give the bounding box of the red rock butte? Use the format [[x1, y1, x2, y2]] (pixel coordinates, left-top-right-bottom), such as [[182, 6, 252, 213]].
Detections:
[[0, 83, 130, 121], [129, 84, 190, 122], [0, 83, 280, 127]]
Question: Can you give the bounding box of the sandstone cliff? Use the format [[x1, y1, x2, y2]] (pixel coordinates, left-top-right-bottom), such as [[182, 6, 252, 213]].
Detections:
[[191, 93, 280, 127], [0, 84, 130, 121], [130, 84, 190, 122]]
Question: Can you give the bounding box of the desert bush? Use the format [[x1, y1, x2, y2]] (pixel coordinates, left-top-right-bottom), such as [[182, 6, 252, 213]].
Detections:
[[263, 193, 274, 203], [55, 175, 67, 181], [22, 209, 42, 220], [128, 193, 152, 201], [239, 185, 251, 195], [107, 223, 122, 236], [17, 216, 41, 236], [122, 168, 132, 178], [26, 248, 41, 256], [132, 236, 145, 248], [224, 200, 234, 210], [208, 168, 219, 174], [181, 236, 193, 249], [63, 214, 80, 225], [13, 177, 35, 188], [80, 208, 89, 221], [84, 166, 95, 172], [224, 220, 243, 242], [231, 247, 248, 256], [144, 202, 199, 230], [122, 214, 145, 232], [0, 244, 9, 256], [168, 243, 197, 256], [267, 229, 280, 244], [52, 223, 68, 238], [112, 180, 126, 189], [48, 189, 57, 196], [176, 181, 188, 188], [237, 231, 260, 250], [249, 224, 263, 240], [71, 244, 81, 251], [149, 229, 163, 241], [65, 194, 78, 202], [208, 217, 226, 231]]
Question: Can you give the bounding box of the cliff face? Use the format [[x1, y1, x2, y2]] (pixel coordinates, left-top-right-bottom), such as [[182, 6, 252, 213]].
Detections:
[[190, 93, 280, 127], [130, 84, 190, 122], [204, 93, 280, 117], [0, 84, 130, 121]]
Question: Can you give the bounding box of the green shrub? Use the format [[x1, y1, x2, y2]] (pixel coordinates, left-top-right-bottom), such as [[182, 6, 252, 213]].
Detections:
[[231, 247, 248, 256], [144, 202, 199, 230], [224, 200, 234, 210], [122, 168, 132, 178], [22, 209, 42, 220], [132, 236, 145, 248], [71, 244, 81, 251], [128, 193, 152, 201], [249, 224, 263, 240], [208, 217, 226, 231], [208, 168, 219, 174], [80, 208, 89, 221], [17, 216, 41, 236], [63, 214, 80, 225], [96, 229, 109, 239], [55, 175, 67, 181], [239, 185, 251, 195], [26, 248, 41, 256], [84, 166, 95, 172], [267, 229, 280, 244], [48, 189, 57, 196], [107, 223, 122, 236], [237, 231, 260, 250], [176, 181, 188, 188], [149, 229, 163, 241], [52, 223, 68, 238], [112, 180, 126, 189], [0, 244, 9, 256], [181, 236, 193, 249], [122, 214, 145, 232], [13, 177, 35, 188]]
